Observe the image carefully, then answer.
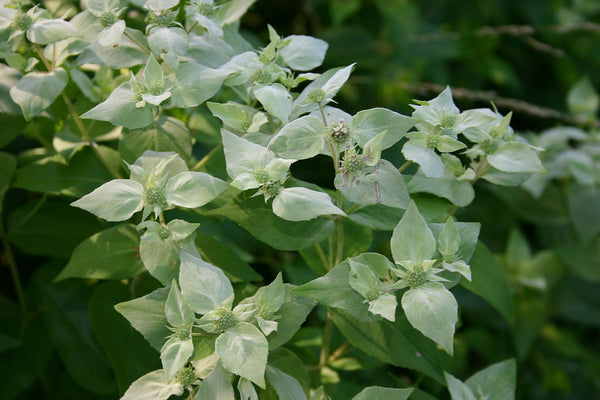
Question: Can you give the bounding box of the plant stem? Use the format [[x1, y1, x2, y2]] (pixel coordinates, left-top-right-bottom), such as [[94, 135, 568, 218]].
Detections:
[[123, 31, 152, 55], [34, 44, 122, 180], [446, 205, 459, 221], [0, 223, 27, 326], [345, 204, 361, 215], [328, 341, 349, 362], [9, 194, 48, 234], [192, 142, 223, 171], [319, 313, 333, 370], [471, 156, 490, 184], [315, 243, 329, 271], [398, 160, 412, 172], [186, 20, 199, 34]]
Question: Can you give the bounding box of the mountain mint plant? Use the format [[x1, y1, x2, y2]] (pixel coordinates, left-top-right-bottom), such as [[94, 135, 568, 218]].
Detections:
[[1, 0, 542, 398]]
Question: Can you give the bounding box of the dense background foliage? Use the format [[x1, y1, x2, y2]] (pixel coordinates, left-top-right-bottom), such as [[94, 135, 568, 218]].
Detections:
[[1, 0, 599, 399]]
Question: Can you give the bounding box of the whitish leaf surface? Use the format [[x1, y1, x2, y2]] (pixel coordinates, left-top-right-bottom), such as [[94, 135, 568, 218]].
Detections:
[[254, 83, 293, 124], [10, 68, 68, 120], [390, 201, 436, 263], [71, 179, 144, 221], [488, 142, 546, 174], [165, 171, 229, 208], [268, 115, 325, 160], [280, 35, 328, 71], [272, 187, 345, 221], [120, 369, 183, 400]]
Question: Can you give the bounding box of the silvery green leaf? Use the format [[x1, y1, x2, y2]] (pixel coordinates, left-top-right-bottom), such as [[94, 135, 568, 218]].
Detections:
[[258, 273, 286, 314], [368, 293, 397, 322], [443, 260, 471, 281], [215, 0, 256, 24], [268, 115, 325, 160], [194, 362, 235, 400], [480, 166, 531, 186], [438, 219, 460, 257], [148, 27, 189, 56], [120, 369, 184, 400], [10, 68, 68, 120], [290, 68, 341, 119], [168, 219, 200, 241], [407, 174, 475, 207], [170, 63, 232, 108], [216, 322, 268, 388], [231, 172, 260, 191], [350, 108, 414, 149], [98, 20, 125, 47], [321, 63, 355, 99], [351, 386, 413, 400], [141, 91, 171, 106], [191, 352, 219, 379], [412, 86, 459, 123], [165, 280, 195, 328], [436, 136, 466, 152], [27, 19, 80, 45], [265, 158, 293, 181], [487, 142, 546, 174], [390, 200, 436, 263], [222, 129, 272, 177], [81, 83, 156, 129], [336, 160, 409, 209], [238, 378, 258, 400], [131, 151, 188, 183], [272, 187, 345, 221], [160, 336, 194, 381], [454, 108, 497, 132], [146, 0, 180, 10], [71, 179, 144, 221], [254, 83, 293, 124], [401, 282, 457, 354], [567, 76, 599, 117], [208, 101, 253, 131], [144, 56, 164, 85], [139, 239, 177, 285], [193, 13, 224, 37], [221, 51, 262, 86], [279, 35, 328, 71], [348, 259, 378, 298], [445, 373, 477, 400], [401, 142, 445, 178], [87, 0, 120, 16], [256, 317, 278, 336], [179, 252, 233, 314], [266, 366, 307, 400], [362, 131, 386, 166], [165, 171, 229, 208], [464, 359, 516, 400]]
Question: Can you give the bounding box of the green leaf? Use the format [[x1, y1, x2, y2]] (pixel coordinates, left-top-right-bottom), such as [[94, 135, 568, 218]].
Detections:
[[179, 252, 234, 314], [120, 370, 183, 400], [268, 115, 325, 160], [390, 200, 436, 263], [89, 282, 161, 394], [445, 373, 477, 400], [437, 219, 460, 257], [254, 83, 293, 124], [351, 108, 413, 149], [222, 129, 271, 177], [27, 19, 80, 45], [336, 160, 410, 209], [408, 175, 475, 207], [216, 322, 268, 388], [487, 142, 546, 174], [205, 194, 335, 251], [81, 83, 156, 129], [171, 63, 232, 108], [267, 347, 311, 396], [56, 224, 144, 281], [0, 152, 17, 213], [460, 242, 513, 323], [165, 171, 229, 209], [160, 336, 194, 381], [6, 199, 104, 258], [266, 284, 316, 349], [294, 253, 394, 321], [266, 366, 307, 400], [348, 258, 378, 297], [71, 179, 144, 221], [195, 362, 235, 400], [195, 232, 261, 282], [148, 27, 189, 57], [329, 309, 445, 384], [351, 386, 413, 400], [567, 76, 599, 117], [465, 359, 516, 400], [568, 185, 600, 241], [401, 282, 458, 354], [120, 116, 192, 164], [9, 68, 68, 120], [115, 287, 171, 351], [41, 283, 116, 394], [272, 187, 345, 221], [13, 146, 122, 197]]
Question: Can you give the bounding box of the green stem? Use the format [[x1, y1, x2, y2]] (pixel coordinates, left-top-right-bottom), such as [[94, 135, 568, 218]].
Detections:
[[398, 160, 412, 173], [34, 44, 122, 180], [315, 243, 329, 271], [446, 205, 459, 221], [0, 223, 27, 326], [186, 20, 199, 34], [319, 313, 333, 370], [346, 204, 362, 215], [471, 156, 489, 184], [123, 31, 152, 55], [9, 194, 48, 234], [335, 219, 344, 267], [192, 142, 223, 171]]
